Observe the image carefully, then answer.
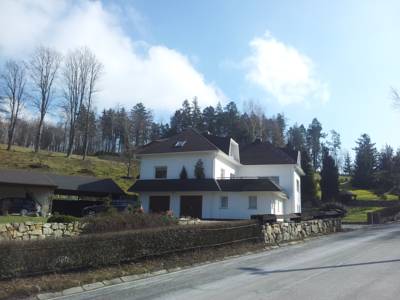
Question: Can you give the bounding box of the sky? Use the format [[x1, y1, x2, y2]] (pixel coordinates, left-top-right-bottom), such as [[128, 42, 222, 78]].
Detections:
[[0, 0, 400, 154]]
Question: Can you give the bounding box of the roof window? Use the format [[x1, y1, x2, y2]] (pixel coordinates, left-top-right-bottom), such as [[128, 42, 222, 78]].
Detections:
[[174, 140, 187, 147]]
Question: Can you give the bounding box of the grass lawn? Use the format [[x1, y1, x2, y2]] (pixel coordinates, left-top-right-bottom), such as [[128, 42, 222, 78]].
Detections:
[[342, 207, 382, 223], [0, 144, 136, 192], [0, 215, 47, 224], [349, 189, 399, 201]]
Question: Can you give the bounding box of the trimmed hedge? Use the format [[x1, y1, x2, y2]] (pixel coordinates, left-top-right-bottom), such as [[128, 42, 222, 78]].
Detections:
[[0, 220, 261, 279], [81, 213, 179, 234], [47, 215, 80, 223]]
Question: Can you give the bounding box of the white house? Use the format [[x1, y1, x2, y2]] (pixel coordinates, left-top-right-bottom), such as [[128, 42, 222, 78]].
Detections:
[[129, 128, 304, 220]]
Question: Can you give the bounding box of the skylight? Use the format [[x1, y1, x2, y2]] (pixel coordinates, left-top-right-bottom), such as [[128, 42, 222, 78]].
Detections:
[[174, 140, 187, 147]]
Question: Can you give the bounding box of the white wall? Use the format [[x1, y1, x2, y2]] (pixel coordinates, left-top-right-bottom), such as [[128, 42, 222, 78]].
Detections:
[[237, 164, 297, 214], [139, 152, 215, 179], [213, 154, 237, 179], [140, 191, 286, 220]]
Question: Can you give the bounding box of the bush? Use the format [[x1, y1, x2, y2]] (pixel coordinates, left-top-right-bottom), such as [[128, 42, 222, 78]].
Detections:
[[47, 215, 80, 223], [81, 213, 178, 234], [0, 220, 260, 279]]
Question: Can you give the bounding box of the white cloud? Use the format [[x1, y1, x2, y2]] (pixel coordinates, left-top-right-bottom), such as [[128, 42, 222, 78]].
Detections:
[[243, 32, 329, 105], [0, 0, 224, 117]]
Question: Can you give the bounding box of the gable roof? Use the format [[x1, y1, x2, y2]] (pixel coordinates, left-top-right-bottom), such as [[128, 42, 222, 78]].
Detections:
[[50, 174, 125, 197], [240, 140, 298, 165], [137, 128, 230, 155]]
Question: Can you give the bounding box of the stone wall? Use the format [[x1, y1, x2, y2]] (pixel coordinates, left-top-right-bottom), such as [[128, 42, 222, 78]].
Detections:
[[0, 222, 84, 241], [262, 218, 342, 245]]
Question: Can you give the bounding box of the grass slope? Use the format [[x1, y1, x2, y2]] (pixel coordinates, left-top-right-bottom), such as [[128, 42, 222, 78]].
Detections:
[[0, 145, 135, 192], [342, 207, 382, 223]]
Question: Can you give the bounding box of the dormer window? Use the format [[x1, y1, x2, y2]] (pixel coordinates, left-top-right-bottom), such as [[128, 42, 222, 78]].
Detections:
[[174, 140, 187, 148]]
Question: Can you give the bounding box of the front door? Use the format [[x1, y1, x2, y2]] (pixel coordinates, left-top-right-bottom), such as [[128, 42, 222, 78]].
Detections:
[[180, 196, 202, 219], [149, 196, 170, 213]]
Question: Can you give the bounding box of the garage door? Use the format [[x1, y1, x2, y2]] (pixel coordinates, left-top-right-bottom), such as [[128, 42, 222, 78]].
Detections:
[[149, 196, 170, 213], [180, 196, 202, 219]]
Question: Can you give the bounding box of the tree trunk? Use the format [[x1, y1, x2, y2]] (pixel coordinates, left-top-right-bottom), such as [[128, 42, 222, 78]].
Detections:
[[6, 118, 16, 151], [34, 117, 44, 153]]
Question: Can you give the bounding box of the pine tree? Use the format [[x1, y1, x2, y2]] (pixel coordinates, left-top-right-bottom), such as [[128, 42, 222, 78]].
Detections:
[[352, 134, 377, 188], [301, 150, 318, 205], [343, 152, 353, 176], [180, 166, 188, 179], [320, 148, 339, 202]]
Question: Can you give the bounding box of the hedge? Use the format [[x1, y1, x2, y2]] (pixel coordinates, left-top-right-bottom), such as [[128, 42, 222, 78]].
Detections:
[[81, 213, 178, 234], [0, 220, 261, 279]]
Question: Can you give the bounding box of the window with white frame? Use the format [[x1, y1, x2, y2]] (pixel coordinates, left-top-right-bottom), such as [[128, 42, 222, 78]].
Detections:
[[155, 166, 167, 179], [220, 196, 228, 209], [248, 196, 257, 209], [220, 168, 225, 178]]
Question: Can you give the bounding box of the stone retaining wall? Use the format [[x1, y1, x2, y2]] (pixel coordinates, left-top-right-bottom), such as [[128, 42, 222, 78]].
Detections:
[[262, 218, 342, 245], [0, 222, 84, 241]]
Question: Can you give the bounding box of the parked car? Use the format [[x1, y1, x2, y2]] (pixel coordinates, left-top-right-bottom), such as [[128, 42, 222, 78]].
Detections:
[[82, 199, 136, 216], [0, 198, 39, 216]]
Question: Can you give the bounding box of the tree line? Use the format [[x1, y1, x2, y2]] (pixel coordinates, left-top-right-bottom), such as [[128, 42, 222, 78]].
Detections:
[[1, 46, 399, 202]]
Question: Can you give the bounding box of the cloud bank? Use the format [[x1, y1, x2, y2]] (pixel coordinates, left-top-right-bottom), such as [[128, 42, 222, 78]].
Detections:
[[0, 1, 223, 117], [244, 32, 329, 105]]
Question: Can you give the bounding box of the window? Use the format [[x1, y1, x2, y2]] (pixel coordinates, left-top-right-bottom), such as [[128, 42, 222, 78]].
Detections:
[[220, 196, 228, 209], [155, 166, 167, 179], [174, 140, 187, 147], [220, 169, 225, 178], [248, 196, 257, 209], [296, 179, 300, 192]]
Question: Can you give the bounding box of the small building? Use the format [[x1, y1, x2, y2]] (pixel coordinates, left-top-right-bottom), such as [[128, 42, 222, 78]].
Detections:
[[0, 169, 125, 215], [129, 128, 304, 220]]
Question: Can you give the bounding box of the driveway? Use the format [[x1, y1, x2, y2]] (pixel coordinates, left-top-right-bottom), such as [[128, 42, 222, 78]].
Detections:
[[55, 223, 400, 300]]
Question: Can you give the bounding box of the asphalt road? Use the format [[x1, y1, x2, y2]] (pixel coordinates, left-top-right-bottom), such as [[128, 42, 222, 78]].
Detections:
[[57, 223, 400, 300]]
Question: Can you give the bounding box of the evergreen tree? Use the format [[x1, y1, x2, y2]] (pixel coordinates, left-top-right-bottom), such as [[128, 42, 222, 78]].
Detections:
[[320, 148, 339, 201], [343, 152, 353, 176], [180, 166, 188, 179], [352, 134, 377, 188], [194, 159, 205, 179], [301, 150, 318, 205], [307, 118, 324, 171]]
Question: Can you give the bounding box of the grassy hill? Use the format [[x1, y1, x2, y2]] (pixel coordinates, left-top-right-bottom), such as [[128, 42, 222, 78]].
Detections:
[[0, 145, 136, 192]]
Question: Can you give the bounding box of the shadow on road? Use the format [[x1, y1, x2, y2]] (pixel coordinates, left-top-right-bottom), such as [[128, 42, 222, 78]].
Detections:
[[239, 258, 400, 275]]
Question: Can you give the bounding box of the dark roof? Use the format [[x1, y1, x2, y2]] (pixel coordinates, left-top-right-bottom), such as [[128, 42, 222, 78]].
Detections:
[[217, 178, 281, 192], [137, 128, 230, 155], [129, 178, 281, 192], [0, 169, 56, 188], [129, 179, 220, 192], [50, 174, 125, 197], [0, 169, 125, 197], [240, 140, 298, 165], [202, 134, 231, 155]]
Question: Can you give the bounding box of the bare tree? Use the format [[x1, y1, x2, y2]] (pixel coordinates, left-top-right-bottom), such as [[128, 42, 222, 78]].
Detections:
[[0, 60, 28, 151], [29, 46, 62, 153], [392, 87, 400, 110], [62, 47, 102, 158], [82, 52, 103, 160]]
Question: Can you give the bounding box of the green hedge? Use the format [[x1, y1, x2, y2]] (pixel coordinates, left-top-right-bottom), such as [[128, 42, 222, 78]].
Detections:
[[0, 221, 261, 279], [81, 213, 179, 234], [47, 215, 80, 223]]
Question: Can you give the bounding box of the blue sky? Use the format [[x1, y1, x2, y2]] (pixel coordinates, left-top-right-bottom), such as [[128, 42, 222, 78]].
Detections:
[[1, 0, 400, 153]]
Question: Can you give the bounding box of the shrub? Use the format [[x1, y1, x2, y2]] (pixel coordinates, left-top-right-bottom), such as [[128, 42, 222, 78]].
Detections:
[[47, 215, 79, 223], [0, 220, 260, 279], [81, 213, 178, 234]]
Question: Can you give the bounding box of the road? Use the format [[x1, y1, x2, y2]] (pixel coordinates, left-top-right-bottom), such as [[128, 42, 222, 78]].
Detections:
[[56, 223, 400, 300]]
